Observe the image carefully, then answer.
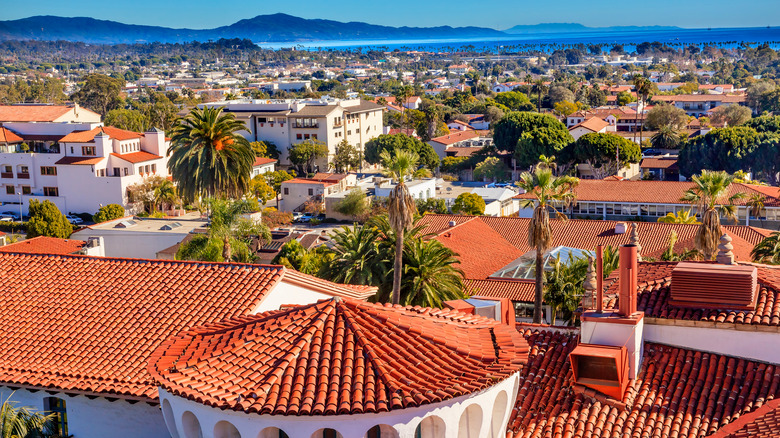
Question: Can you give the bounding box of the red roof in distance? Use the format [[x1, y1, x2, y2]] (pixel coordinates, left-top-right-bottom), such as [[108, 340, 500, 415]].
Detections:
[[0, 236, 86, 255]]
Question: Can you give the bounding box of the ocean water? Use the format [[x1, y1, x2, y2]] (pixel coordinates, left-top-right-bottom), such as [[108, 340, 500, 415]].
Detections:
[[256, 27, 780, 52]]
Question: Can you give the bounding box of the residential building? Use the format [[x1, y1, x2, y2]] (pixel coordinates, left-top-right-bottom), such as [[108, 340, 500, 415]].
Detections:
[[0, 104, 101, 124], [374, 177, 436, 201], [428, 130, 481, 158], [639, 156, 680, 181], [470, 187, 520, 216], [493, 81, 528, 93], [71, 216, 207, 259], [568, 117, 613, 140], [279, 173, 354, 212], [203, 98, 384, 170], [0, 254, 375, 438], [515, 179, 780, 227], [653, 94, 747, 117], [251, 156, 276, 176]]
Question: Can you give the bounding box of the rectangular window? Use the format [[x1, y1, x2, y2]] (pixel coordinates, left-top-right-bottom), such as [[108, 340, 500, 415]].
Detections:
[[296, 134, 302, 140], [5, 186, 14, 195], [19, 166, 28, 175], [151, 164, 156, 173], [308, 188, 314, 196], [283, 187, 289, 195], [82, 146, 96, 156], [97, 169, 105, 177], [43, 187, 58, 197], [113, 167, 120, 177], [43, 397, 68, 437], [21, 186, 30, 195], [2, 165, 10, 174], [124, 168, 129, 176], [41, 166, 57, 176], [312, 134, 318, 139]]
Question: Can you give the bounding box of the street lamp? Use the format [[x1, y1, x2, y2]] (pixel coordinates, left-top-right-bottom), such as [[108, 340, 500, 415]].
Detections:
[[16, 192, 22, 222]]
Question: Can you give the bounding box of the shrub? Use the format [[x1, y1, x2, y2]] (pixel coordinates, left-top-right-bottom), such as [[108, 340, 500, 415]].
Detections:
[[26, 199, 73, 238], [93, 204, 126, 223]]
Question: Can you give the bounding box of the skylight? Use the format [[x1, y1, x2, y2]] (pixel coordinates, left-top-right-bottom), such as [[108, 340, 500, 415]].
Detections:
[[490, 246, 594, 280]]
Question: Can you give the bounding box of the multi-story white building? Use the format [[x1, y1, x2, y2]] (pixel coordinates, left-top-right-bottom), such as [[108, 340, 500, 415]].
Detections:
[[204, 98, 384, 170], [0, 105, 169, 215]]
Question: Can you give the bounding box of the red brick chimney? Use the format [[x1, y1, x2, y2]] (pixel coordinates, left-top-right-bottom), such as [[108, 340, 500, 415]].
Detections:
[[618, 244, 638, 317]]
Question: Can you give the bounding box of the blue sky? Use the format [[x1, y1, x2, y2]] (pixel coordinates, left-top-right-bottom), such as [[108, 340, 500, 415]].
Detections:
[[1, 0, 777, 30]]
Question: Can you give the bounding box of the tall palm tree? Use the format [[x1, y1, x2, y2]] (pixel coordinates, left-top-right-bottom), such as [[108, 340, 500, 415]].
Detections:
[[681, 170, 745, 259], [516, 164, 579, 323], [532, 79, 547, 112], [168, 106, 255, 202], [746, 193, 766, 224], [326, 224, 387, 286], [380, 148, 419, 304], [1, 394, 53, 438], [176, 198, 270, 263], [400, 238, 465, 308], [752, 232, 780, 264], [651, 126, 681, 150], [632, 75, 653, 144], [394, 85, 413, 133], [658, 209, 700, 224]]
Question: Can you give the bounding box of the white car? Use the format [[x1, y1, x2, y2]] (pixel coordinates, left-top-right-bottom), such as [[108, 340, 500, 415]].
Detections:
[[65, 214, 84, 225], [0, 211, 20, 221]]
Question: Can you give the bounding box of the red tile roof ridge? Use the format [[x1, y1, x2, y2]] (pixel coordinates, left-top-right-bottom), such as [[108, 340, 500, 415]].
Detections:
[[708, 398, 780, 438], [110, 151, 162, 164], [281, 267, 377, 300], [0, 236, 86, 255]]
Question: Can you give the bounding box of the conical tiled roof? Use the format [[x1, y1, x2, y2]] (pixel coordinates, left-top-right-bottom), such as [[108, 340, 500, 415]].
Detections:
[[149, 298, 528, 416]]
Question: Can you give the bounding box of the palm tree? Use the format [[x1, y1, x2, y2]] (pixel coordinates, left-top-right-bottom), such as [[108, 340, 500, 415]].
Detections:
[[400, 238, 465, 308], [752, 232, 780, 264], [632, 75, 653, 144], [746, 193, 766, 224], [326, 224, 387, 286], [153, 178, 179, 213], [176, 198, 270, 263], [532, 79, 547, 112], [168, 106, 255, 202], [651, 126, 681, 150], [661, 230, 702, 262], [544, 255, 582, 325], [658, 209, 700, 224], [1, 393, 53, 438], [681, 170, 745, 259], [393, 85, 413, 132], [516, 165, 579, 323], [380, 148, 419, 305]]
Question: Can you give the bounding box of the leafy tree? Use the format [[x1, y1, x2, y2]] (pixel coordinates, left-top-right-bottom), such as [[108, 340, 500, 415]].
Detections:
[[381, 148, 419, 304], [645, 104, 689, 130], [250, 141, 281, 159], [565, 132, 641, 179], [745, 115, 780, 134], [746, 81, 776, 113], [288, 139, 328, 175], [0, 393, 54, 438], [651, 126, 684, 149], [70, 73, 124, 115], [494, 91, 535, 111], [272, 240, 334, 275], [711, 105, 752, 127], [547, 85, 574, 106], [751, 232, 780, 264], [398, 238, 465, 308], [473, 157, 508, 182], [365, 134, 438, 170], [616, 90, 635, 106], [681, 170, 745, 259], [105, 108, 147, 132], [516, 164, 579, 323], [440, 156, 469, 173], [493, 112, 573, 168], [452, 192, 485, 215], [334, 189, 371, 220], [678, 127, 761, 177], [176, 198, 269, 263], [93, 204, 126, 223], [657, 209, 700, 224], [248, 174, 276, 205], [331, 140, 362, 173], [153, 178, 179, 212], [416, 198, 448, 214], [326, 224, 387, 286], [553, 101, 579, 117], [265, 170, 295, 208], [26, 199, 72, 239], [661, 230, 702, 262], [544, 256, 583, 325], [168, 106, 255, 202], [261, 208, 293, 229]]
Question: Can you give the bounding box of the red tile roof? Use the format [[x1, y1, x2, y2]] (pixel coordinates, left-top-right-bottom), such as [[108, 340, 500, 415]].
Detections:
[[0, 236, 85, 255], [0, 127, 23, 144], [0, 105, 99, 122], [570, 118, 610, 132], [640, 157, 679, 169], [507, 329, 780, 438], [654, 94, 746, 103], [465, 278, 535, 302], [59, 126, 143, 143], [434, 218, 523, 279], [711, 399, 780, 438], [252, 157, 277, 167], [149, 298, 529, 415], [54, 156, 104, 165], [110, 151, 162, 164], [429, 130, 479, 146]]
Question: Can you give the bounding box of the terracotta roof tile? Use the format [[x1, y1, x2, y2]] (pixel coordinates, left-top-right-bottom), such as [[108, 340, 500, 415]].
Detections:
[[0, 127, 23, 144], [640, 157, 679, 169], [54, 156, 104, 165], [0, 236, 85, 255], [60, 126, 143, 143], [429, 130, 479, 145], [433, 218, 523, 279], [110, 151, 162, 164], [464, 279, 535, 302], [570, 118, 610, 132], [507, 329, 780, 438], [0, 105, 99, 122], [253, 157, 277, 167], [712, 399, 780, 438], [149, 299, 529, 415]]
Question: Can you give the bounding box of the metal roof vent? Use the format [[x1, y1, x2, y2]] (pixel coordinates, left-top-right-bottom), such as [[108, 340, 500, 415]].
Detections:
[[448, 220, 457, 227], [114, 220, 136, 228], [614, 222, 628, 234], [670, 262, 758, 310]]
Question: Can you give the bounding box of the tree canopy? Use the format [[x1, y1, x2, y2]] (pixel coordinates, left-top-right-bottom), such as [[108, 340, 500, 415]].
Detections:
[[678, 127, 761, 177], [70, 73, 124, 115], [26, 199, 72, 239], [288, 139, 328, 175], [645, 104, 689, 131], [364, 133, 438, 170], [452, 192, 486, 215], [473, 156, 508, 182], [93, 204, 126, 224], [493, 112, 573, 168], [565, 132, 641, 170]]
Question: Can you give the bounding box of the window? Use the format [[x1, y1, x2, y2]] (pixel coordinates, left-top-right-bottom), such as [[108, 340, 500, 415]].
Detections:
[[82, 146, 96, 156], [514, 302, 537, 319], [312, 134, 318, 139], [308, 188, 314, 196], [347, 130, 352, 135], [123, 167, 129, 176], [283, 187, 289, 195], [41, 166, 57, 176], [21, 186, 30, 195], [113, 167, 120, 177], [19, 166, 28, 175], [2, 165, 10, 174], [151, 164, 156, 173], [43, 397, 68, 437], [323, 429, 338, 438], [296, 134, 303, 140], [5, 186, 14, 195], [43, 187, 59, 197]]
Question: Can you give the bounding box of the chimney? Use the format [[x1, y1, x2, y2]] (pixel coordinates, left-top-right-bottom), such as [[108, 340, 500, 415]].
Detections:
[[614, 222, 627, 234], [716, 233, 735, 265], [618, 244, 638, 317]]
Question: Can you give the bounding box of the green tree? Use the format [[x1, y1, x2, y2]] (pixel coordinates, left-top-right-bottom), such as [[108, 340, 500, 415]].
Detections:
[[26, 200, 72, 239], [416, 198, 448, 214], [365, 134, 439, 170], [326, 224, 387, 286], [473, 156, 508, 182], [70, 73, 124, 115], [616, 90, 635, 106], [176, 198, 269, 263], [553, 101, 579, 117], [250, 141, 281, 159], [544, 256, 583, 325], [0, 393, 54, 438], [645, 104, 689, 131], [745, 115, 780, 134], [93, 204, 126, 223], [381, 148, 419, 305], [516, 164, 579, 323], [334, 189, 371, 220], [127, 175, 169, 214], [153, 178, 179, 212], [565, 132, 641, 179], [681, 170, 745, 259], [452, 192, 485, 215], [168, 106, 255, 202], [751, 232, 780, 264], [248, 174, 276, 205], [657, 209, 700, 224], [265, 170, 296, 208], [494, 112, 573, 168], [678, 127, 761, 177], [440, 156, 469, 174], [272, 240, 333, 275], [650, 126, 684, 149], [331, 140, 362, 173], [494, 91, 535, 111], [104, 108, 148, 132], [288, 139, 328, 175], [711, 105, 752, 127], [399, 238, 465, 308]]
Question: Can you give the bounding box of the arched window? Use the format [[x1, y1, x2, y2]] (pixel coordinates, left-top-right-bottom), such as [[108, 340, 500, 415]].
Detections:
[[490, 391, 509, 438], [161, 399, 180, 438], [458, 404, 483, 438], [414, 416, 446, 438], [214, 421, 241, 438], [311, 428, 343, 438], [365, 425, 399, 438], [181, 411, 203, 438], [43, 397, 67, 436], [259, 427, 290, 438]]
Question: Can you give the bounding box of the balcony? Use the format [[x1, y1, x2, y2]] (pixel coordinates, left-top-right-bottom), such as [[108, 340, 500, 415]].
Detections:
[[1, 172, 12, 179], [17, 173, 30, 179]]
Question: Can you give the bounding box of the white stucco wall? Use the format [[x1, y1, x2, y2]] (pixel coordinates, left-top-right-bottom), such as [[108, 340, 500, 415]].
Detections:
[[159, 371, 519, 438], [581, 317, 644, 379], [252, 281, 337, 314], [644, 320, 780, 364], [0, 387, 169, 438], [70, 229, 191, 259]]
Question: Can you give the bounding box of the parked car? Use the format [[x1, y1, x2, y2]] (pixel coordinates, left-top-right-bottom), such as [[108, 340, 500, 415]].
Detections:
[[299, 213, 314, 222], [65, 214, 84, 225], [0, 211, 20, 221], [642, 149, 663, 157], [291, 212, 303, 222]]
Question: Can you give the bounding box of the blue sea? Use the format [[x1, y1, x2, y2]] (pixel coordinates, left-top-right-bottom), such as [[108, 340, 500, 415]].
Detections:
[[256, 27, 780, 52]]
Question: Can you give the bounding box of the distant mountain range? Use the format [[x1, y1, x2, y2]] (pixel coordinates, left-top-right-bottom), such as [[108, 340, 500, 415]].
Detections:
[[503, 23, 681, 34]]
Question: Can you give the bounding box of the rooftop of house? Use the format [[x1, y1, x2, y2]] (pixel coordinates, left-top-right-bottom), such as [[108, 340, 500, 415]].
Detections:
[[252, 156, 277, 167], [570, 118, 610, 132], [59, 126, 144, 143], [0, 104, 100, 123], [150, 298, 528, 415], [514, 180, 780, 207], [79, 217, 208, 233], [640, 157, 679, 170], [506, 328, 780, 438], [110, 151, 163, 164], [0, 127, 23, 144], [429, 130, 480, 145], [653, 94, 746, 103], [0, 236, 86, 255], [0, 253, 374, 402]]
